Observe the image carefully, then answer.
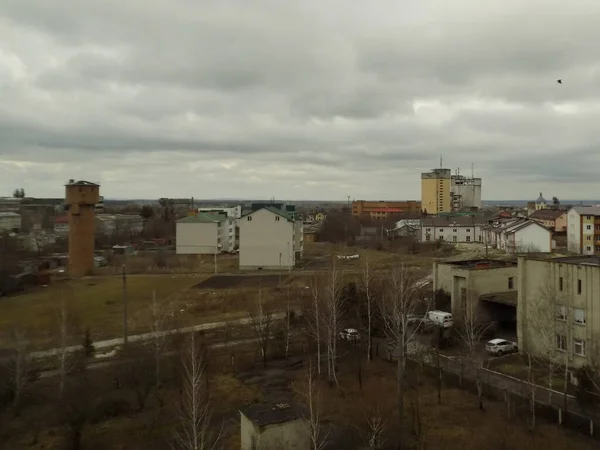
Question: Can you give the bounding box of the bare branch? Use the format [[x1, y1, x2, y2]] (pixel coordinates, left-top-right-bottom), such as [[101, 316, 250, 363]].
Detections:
[[249, 289, 274, 368]]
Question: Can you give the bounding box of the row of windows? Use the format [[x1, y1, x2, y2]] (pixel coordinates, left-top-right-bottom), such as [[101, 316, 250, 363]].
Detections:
[[555, 306, 586, 324], [424, 228, 472, 233], [556, 335, 586, 356], [246, 216, 281, 222]]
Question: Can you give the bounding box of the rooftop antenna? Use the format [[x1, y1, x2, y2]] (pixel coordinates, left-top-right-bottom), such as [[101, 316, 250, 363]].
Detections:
[[471, 162, 474, 179], [439, 155, 443, 168]]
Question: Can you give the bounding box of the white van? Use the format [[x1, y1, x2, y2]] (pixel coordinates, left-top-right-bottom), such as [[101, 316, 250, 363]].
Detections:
[[426, 310, 453, 328]]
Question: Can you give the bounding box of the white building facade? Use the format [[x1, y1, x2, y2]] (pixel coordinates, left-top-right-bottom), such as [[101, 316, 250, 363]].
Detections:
[[421, 217, 483, 243], [96, 214, 144, 236], [176, 213, 235, 254], [484, 218, 552, 253], [197, 205, 242, 220], [0, 212, 21, 233], [239, 207, 301, 270]]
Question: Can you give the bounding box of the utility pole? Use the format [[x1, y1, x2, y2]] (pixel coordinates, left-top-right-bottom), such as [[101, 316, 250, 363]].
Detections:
[[279, 252, 282, 286], [122, 263, 128, 347], [214, 246, 218, 275], [287, 242, 291, 273]]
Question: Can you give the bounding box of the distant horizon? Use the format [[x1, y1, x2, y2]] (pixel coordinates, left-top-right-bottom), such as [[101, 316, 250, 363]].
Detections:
[[98, 198, 600, 204]]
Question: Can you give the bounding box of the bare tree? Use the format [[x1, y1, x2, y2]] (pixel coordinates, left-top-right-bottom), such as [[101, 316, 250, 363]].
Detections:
[[361, 257, 376, 361], [363, 406, 387, 450], [172, 332, 221, 450], [150, 290, 170, 387], [378, 263, 422, 448], [297, 360, 329, 450], [6, 328, 30, 416], [55, 296, 83, 401], [323, 260, 345, 386], [249, 289, 274, 368], [306, 276, 324, 376], [455, 290, 490, 411], [285, 284, 291, 359]]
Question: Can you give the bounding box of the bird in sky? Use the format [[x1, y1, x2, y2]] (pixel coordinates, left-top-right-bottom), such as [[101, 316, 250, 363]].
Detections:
[[557, 79, 562, 84]]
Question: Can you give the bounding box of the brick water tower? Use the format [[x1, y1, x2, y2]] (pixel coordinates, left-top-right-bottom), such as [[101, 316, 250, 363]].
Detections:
[[65, 180, 100, 277]]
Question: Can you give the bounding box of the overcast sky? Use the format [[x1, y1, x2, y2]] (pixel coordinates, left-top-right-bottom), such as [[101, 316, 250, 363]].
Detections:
[[1, 1, 599, 201]]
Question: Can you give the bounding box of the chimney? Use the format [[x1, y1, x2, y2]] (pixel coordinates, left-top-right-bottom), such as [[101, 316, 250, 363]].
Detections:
[[68, 179, 74, 184]]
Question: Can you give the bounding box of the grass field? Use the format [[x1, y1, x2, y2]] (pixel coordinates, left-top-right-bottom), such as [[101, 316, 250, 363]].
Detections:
[[0, 275, 202, 350]]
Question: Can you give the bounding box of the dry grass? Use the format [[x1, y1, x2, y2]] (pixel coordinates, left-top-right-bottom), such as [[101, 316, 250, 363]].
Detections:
[[300, 359, 594, 450], [96, 252, 240, 275]]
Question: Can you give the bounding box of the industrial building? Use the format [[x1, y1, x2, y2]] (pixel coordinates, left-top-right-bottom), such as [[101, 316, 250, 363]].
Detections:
[[175, 212, 235, 254], [240, 402, 309, 450], [65, 180, 100, 277], [0, 212, 21, 233], [351, 200, 421, 219], [517, 255, 600, 369], [421, 164, 482, 214]]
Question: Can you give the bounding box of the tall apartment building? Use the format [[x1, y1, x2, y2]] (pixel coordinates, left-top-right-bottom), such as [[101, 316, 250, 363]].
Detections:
[[421, 168, 451, 214], [421, 167, 483, 214], [567, 206, 600, 255]]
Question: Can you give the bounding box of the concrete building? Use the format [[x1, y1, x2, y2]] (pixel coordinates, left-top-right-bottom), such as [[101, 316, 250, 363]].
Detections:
[[351, 200, 421, 219], [421, 216, 483, 243], [529, 209, 567, 232], [54, 215, 69, 235], [450, 172, 483, 211], [421, 168, 452, 214], [0, 212, 21, 233], [239, 207, 301, 270], [517, 255, 600, 369], [433, 259, 518, 323], [95, 214, 144, 237], [240, 402, 309, 450], [176, 212, 235, 254], [567, 206, 600, 255], [65, 180, 100, 277], [483, 218, 552, 254]]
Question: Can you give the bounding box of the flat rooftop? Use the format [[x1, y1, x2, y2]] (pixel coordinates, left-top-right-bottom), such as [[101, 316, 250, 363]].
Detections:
[[442, 259, 517, 270], [547, 255, 600, 267]]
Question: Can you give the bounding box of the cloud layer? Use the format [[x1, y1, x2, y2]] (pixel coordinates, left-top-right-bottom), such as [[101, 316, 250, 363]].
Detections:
[[1, 0, 599, 200]]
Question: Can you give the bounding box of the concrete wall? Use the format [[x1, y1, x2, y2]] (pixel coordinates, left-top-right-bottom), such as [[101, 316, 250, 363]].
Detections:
[[582, 215, 595, 255], [294, 221, 304, 258], [451, 176, 482, 210], [518, 257, 600, 369], [240, 414, 310, 450], [239, 209, 295, 270], [433, 261, 518, 320], [422, 225, 482, 243], [176, 221, 219, 254], [218, 217, 235, 252], [511, 224, 552, 253], [0, 213, 21, 232]]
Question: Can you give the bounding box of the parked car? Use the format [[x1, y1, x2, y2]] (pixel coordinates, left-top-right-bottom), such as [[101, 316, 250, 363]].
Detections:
[[426, 310, 454, 328], [339, 328, 361, 341], [485, 338, 518, 356]]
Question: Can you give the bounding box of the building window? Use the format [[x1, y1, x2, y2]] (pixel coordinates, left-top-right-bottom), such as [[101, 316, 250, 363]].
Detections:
[[275, 216, 280, 221], [452, 236, 457, 242], [453, 228, 457, 232], [466, 229, 470, 232], [555, 305, 567, 321], [425, 235, 431, 241], [559, 277, 563, 291], [479, 235, 482, 242], [573, 308, 586, 325], [466, 236, 471, 242], [426, 228, 431, 232], [439, 228, 444, 232], [586, 246, 592, 252], [577, 279, 582, 294], [556, 334, 567, 351], [586, 215, 592, 220], [587, 236, 592, 241], [247, 216, 252, 221], [586, 225, 592, 230], [574, 339, 586, 356], [508, 277, 514, 289]]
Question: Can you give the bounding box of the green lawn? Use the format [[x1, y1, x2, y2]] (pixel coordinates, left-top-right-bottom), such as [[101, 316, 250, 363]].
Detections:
[[0, 275, 200, 350]]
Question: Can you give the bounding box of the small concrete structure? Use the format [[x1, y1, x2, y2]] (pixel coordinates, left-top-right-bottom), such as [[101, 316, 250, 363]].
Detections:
[[433, 259, 518, 323], [240, 402, 309, 450]]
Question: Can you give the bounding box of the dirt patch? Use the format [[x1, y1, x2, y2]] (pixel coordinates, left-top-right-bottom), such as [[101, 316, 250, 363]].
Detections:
[[194, 274, 284, 289]]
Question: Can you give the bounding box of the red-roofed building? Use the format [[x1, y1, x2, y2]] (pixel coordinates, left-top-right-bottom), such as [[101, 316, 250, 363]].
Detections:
[[54, 215, 69, 235], [352, 200, 421, 220]]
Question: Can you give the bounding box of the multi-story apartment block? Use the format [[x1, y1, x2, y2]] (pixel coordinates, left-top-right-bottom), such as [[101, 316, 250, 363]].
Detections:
[[567, 206, 600, 255], [518, 255, 600, 369], [421, 168, 452, 214], [351, 200, 421, 220], [239, 207, 303, 270], [421, 216, 483, 243], [197, 205, 242, 220], [176, 212, 235, 254]]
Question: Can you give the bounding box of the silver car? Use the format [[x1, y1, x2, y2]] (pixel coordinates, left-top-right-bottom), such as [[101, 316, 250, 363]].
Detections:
[[485, 338, 518, 356]]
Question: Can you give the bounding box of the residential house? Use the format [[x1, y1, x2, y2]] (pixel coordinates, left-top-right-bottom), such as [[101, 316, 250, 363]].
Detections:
[[483, 218, 552, 253], [239, 207, 302, 270], [54, 215, 69, 235], [240, 402, 309, 450], [567, 206, 600, 255], [421, 216, 483, 244], [517, 255, 600, 369], [529, 209, 567, 232], [392, 219, 422, 238], [95, 214, 144, 237], [433, 259, 518, 323], [175, 212, 235, 254], [0, 212, 21, 233]]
